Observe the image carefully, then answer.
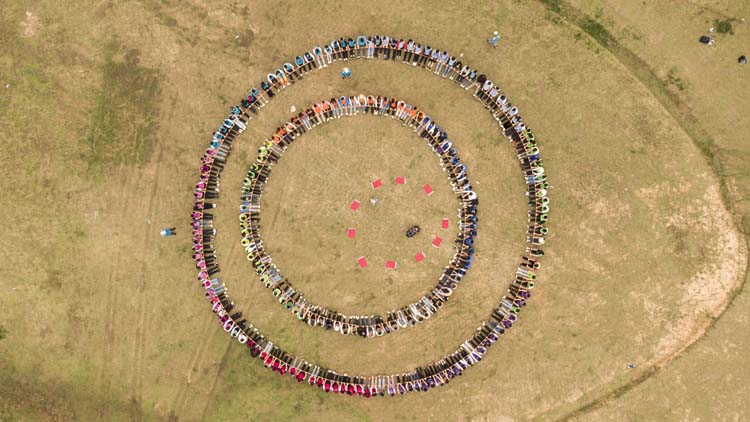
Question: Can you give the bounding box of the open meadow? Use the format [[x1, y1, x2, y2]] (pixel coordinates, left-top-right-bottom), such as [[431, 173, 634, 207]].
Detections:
[[0, 1, 748, 421]]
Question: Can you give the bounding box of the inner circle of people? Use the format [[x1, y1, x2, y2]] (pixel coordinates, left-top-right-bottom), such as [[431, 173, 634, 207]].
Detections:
[[239, 94, 478, 337], [191, 33, 549, 398]]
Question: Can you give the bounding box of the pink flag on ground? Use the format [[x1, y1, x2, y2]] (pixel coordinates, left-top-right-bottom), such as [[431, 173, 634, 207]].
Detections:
[[350, 200, 361, 211], [441, 218, 450, 229], [432, 236, 442, 248], [423, 184, 434, 196], [385, 260, 397, 269], [347, 228, 356, 238], [371, 179, 383, 188], [357, 256, 368, 268], [395, 176, 406, 185], [414, 251, 426, 262]]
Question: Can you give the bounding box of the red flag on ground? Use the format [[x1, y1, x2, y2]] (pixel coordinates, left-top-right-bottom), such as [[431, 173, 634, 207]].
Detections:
[[357, 256, 368, 268], [395, 176, 406, 185], [423, 184, 434, 196], [350, 200, 361, 211], [432, 236, 442, 248], [385, 260, 397, 269], [441, 218, 449, 229], [347, 228, 356, 238], [371, 179, 383, 188], [414, 251, 426, 262]]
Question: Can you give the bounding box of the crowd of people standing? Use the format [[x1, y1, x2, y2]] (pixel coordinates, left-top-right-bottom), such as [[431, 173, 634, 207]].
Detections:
[[190, 34, 549, 397]]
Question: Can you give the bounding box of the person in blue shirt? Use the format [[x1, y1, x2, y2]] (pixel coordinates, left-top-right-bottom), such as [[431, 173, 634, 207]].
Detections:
[[340, 67, 352, 79], [283, 62, 296, 81], [249, 87, 265, 106], [347, 38, 356, 60], [274, 69, 288, 87], [429, 49, 439, 68], [443, 56, 456, 78], [412, 43, 422, 66], [356, 35, 366, 58], [313, 46, 326, 68], [339, 37, 348, 60], [435, 50, 449, 75], [331, 40, 341, 60], [488, 31, 500, 48], [466, 69, 477, 89], [161, 227, 176, 237], [420, 45, 431, 67], [260, 81, 274, 98], [303, 51, 315, 71]]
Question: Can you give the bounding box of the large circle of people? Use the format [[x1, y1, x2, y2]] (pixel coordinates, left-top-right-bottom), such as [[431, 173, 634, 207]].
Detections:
[[191, 35, 549, 397]]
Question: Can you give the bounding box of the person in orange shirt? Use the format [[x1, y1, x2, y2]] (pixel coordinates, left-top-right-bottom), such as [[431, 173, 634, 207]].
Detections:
[[275, 127, 291, 148], [322, 101, 332, 120], [410, 105, 419, 123], [395, 100, 406, 120], [313, 103, 324, 125], [328, 99, 340, 119]]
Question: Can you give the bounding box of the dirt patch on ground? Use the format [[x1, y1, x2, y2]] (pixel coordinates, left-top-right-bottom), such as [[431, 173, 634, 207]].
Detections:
[[20, 11, 40, 37], [654, 184, 745, 359]]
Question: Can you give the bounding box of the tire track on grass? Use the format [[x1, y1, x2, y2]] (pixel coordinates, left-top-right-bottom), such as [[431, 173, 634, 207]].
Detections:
[[170, 144, 249, 417], [129, 145, 165, 421], [169, 317, 216, 418], [199, 339, 235, 422], [534, 1, 750, 420], [96, 169, 142, 420]]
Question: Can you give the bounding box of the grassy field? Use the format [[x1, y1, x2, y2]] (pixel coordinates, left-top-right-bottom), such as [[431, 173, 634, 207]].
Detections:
[[0, 0, 748, 421], [253, 114, 470, 315]]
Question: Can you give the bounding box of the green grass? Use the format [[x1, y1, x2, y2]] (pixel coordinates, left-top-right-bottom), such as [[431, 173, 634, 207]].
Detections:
[[667, 67, 687, 91], [540, 0, 562, 13], [143, 0, 179, 28], [82, 45, 161, 172], [0, 405, 20, 422], [1, 1, 748, 421], [580, 17, 613, 47], [715, 18, 735, 35]]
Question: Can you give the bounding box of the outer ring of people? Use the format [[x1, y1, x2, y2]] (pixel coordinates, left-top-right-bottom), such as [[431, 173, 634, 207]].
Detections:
[[239, 95, 477, 337], [191, 34, 549, 397]]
